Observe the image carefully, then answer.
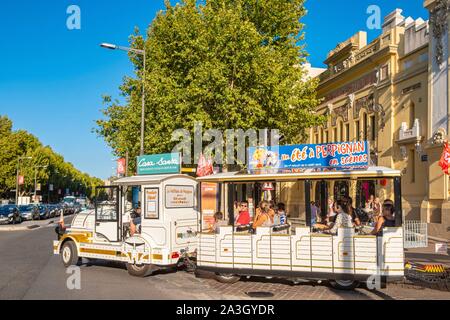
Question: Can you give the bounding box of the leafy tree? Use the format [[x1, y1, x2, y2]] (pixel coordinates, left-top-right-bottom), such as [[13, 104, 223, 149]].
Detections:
[[0, 116, 12, 136], [96, 0, 324, 169], [0, 115, 103, 201]]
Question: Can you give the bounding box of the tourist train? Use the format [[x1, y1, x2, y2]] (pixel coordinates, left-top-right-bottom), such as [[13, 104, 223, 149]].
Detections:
[[53, 142, 404, 290]]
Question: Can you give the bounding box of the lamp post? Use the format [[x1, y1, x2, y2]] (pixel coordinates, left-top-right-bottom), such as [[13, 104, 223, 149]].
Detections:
[[34, 165, 48, 203], [15, 156, 32, 205], [100, 42, 146, 156]]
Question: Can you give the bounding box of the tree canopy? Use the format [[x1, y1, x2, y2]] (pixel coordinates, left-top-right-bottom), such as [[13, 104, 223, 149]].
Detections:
[[0, 115, 104, 201], [96, 0, 323, 171]]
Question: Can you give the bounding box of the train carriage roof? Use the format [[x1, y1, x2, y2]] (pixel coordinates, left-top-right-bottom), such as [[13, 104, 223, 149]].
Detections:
[[197, 166, 401, 182], [112, 174, 196, 186]]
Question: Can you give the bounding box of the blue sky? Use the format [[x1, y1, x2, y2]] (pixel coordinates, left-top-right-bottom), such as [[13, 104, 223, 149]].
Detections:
[[0, 0, 428, 179]]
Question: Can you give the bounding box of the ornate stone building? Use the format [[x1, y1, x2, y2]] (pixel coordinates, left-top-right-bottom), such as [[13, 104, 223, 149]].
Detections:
[[307, 3, 450, 239]]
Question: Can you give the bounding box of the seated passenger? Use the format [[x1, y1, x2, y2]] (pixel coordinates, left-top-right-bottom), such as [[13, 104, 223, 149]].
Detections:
[[235, 201, 251, 226], [343, 196, 361, 226], [273, 203, 287, 225], [370, 203, 396, 235], [320, 200, 353, 235], [130, 204, 142, 236], [310, 201, 320, 225], [373, 197, 381, 216], [254, 201, 269, 223], [379, 199, 394, 221], [253, 201, 273, 228], [326, 199, 338, 224], [210, 211, 227, 232], [365, 195, 375, 211]]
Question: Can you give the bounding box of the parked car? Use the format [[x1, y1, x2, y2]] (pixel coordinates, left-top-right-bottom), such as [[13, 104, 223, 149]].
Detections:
[[53, 204, 63, 217], [62, 196, 76, 215], [61, 202, 74, 215], [0, 204, 22, 224], [73, 202, 82, 214], [19, 204, 40, 221], [37, 205, 50, 220], [46, 204, 58, 218]]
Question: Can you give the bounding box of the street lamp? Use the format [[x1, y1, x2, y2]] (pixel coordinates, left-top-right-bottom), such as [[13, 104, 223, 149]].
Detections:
[[34, 165, 48, 203], [100, 42, 146, 156], [15, 156, 33, 205]]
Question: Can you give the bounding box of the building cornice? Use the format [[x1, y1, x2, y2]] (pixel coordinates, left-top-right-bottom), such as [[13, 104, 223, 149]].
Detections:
[[318, 45, 396, 91], [393, 63, 428, 85], [398, 44, 429, 61]]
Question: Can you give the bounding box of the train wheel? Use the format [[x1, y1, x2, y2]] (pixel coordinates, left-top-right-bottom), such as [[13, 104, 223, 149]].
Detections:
[[329, 279, 359, 290], [61, 241, 79, 267], [214, 273, 241, 284]]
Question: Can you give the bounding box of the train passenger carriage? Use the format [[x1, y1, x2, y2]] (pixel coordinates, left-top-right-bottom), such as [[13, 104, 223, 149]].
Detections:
[[196, 143, 404, 290]]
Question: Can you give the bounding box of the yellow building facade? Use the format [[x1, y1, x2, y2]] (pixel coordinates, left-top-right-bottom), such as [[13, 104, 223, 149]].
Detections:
[[307, 3, 450, 239]]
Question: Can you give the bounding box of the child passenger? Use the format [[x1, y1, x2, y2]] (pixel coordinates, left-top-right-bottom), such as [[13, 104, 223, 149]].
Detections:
[[273, 203, 287, 225], [210, 212, 227, 232]]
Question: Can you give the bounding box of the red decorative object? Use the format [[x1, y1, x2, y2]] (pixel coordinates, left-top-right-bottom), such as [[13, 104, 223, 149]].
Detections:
[[196, 153, 214, 177], [439, 142, 450, 175], [117, 158, 126, 176], [380, 179, 388, 187]]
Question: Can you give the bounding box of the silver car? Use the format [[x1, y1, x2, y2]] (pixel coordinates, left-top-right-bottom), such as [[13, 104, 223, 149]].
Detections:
[[0, 205, 22, 224], [19, 204, 39, 221]]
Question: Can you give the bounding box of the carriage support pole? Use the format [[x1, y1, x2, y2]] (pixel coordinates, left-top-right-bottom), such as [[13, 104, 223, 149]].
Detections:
[[305, 180, 312, 227], [227, 183, 235, 227], [394, 177, 403, 227]]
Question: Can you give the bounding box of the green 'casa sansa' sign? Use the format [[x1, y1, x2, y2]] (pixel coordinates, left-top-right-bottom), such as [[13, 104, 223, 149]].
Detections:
[[137, 153, 181, 175]]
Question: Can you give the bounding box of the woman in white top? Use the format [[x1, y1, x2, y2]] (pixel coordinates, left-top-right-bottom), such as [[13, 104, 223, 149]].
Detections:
[[322, 200, 353, 235]]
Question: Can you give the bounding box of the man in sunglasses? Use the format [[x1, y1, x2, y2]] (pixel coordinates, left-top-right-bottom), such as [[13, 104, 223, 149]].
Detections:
[[235, 201, 251, 226]]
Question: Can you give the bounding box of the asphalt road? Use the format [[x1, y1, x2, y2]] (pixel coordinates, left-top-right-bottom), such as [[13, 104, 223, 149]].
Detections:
[[0, 222, 226, 300], [1, 223, 450, 300]]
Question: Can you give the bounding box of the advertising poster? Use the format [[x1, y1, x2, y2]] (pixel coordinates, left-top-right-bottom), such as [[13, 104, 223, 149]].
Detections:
[[145, 188, 159, 219], [201, 183, 218, 231], [248, 141, 370, 174], [166, 186, 194, 208]]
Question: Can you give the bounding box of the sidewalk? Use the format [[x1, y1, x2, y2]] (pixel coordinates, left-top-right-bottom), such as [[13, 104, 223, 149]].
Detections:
[[405, 239, 450, 268]]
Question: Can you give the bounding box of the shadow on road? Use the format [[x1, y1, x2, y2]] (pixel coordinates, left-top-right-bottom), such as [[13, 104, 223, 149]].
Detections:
[[79, 258, 127, 271], [78, 259, 182, 277]]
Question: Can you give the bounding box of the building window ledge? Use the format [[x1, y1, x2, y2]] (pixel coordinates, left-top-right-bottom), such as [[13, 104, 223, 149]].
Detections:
[[396, 136, 423, 145]]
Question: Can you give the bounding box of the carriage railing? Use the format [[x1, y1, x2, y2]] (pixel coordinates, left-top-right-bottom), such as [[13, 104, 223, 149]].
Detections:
[[199, 225, 405, 277], [403, 220, 428, 249]]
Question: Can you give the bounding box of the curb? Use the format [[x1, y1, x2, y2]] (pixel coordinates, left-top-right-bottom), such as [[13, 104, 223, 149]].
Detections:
[[429, 236, 450, 244]]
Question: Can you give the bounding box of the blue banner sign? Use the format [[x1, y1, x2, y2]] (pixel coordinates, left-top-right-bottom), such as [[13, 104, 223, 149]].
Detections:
[[248, 141, 370, 173], [137, 153, 181, 175]]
